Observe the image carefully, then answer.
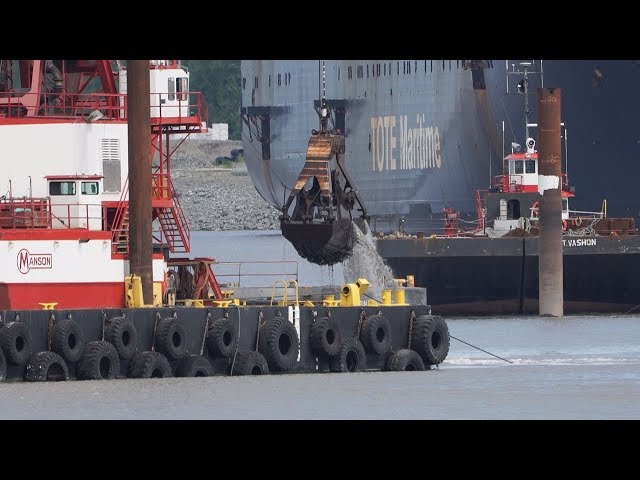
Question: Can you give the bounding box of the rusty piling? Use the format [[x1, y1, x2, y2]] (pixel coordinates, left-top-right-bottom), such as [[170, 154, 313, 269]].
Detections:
[[127, 60, 153, 304], [537, 87, 563, 317]]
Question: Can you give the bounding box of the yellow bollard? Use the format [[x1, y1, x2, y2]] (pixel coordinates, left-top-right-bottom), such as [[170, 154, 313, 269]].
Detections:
[[152, 283, 162, 307], [323, 294, 340, 307], [394, 289, 406, 305], [381, 289, 392, 305], [38, 302, 58, 310]]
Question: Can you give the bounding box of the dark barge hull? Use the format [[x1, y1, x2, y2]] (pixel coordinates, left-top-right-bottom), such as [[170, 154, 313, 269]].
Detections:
[[1, 304, 433, 381], [377, 235, 640, 316]]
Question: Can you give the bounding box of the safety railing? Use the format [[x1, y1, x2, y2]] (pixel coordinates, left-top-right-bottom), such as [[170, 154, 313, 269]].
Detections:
[[212, 261, 300, 289], [567, 209, 605, 220], [0, 91, 208, 126], [492, 174, 525, 192], [270, 279, 300, 307], [0, 198, 107, 230]]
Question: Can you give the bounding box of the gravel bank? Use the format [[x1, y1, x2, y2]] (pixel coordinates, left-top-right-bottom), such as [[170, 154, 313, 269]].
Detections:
[[170, 139, 281, 231]]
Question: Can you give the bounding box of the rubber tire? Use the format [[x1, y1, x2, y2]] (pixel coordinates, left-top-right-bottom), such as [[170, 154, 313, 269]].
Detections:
[[258, 316, 299, 372], [0, 347, 6, 382], [128, 351, 173, 379], [51, 318, 85, 363], [330, 337, 367, 373], [230, 350, 269, 376], [24, 351, 69, 382], [175, 354, 214, 377], [359, 314, 392, 355], [207, 318, 237, 358], [310, 317, 342, 358], [410, 315, 451, 365], [154, 317, 188, 361], [0, 321, 32, 366], [386, 349, 425, 371], [105, 316, 138, 360], [77, 341, 120, 380]]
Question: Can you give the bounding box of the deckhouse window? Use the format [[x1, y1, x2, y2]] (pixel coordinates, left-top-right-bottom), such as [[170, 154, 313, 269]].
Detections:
[[176, 77, 188, 101], [168, 78, 175, 101], [514, 160, 524, 175], [525, 160, 536, 174], [49, 181, 76, 195], [81, 182, 99, 195]]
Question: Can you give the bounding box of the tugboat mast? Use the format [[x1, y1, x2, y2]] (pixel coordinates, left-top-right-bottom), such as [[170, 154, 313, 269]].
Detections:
[[506, 60, 545, 143]]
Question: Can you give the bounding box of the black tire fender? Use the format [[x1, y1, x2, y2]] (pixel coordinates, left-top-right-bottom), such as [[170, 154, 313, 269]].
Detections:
[[410, 315, 450, 365], [386, 349, 426, 371], [24, 351, 69, 382], [77, 341, 120, 380], [230, 350, 269, 376], [359, 314, 392, 355], [105, 316, 138, 360], [51, 318, 85, 363], [207, 318, 238, 358], [128, 351, 173, 379], [0, 347, 6, 382], [154, 317, 188, 361], [310, 317, 342, 357], [0, 321, 32, 366], [258, 316, 299, 372], [330, 337, 366, 373], [175, 354, 215, 377]]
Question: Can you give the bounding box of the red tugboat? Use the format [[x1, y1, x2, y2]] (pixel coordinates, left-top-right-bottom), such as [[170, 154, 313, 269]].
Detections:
[[474, 139, 594, 239], [0, 60, 446, 381]]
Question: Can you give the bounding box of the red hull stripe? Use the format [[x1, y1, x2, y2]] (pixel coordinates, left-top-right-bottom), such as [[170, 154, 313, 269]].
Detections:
[[0, 281, 165, 310], [0, 282, 125, 310]]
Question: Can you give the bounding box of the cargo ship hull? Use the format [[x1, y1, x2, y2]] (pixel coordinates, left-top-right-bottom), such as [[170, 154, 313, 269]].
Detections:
[[241, 60, 500, 226]]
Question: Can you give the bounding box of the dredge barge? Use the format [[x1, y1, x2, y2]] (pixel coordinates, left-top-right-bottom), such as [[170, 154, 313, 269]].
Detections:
[[0, 59, 449, 382]]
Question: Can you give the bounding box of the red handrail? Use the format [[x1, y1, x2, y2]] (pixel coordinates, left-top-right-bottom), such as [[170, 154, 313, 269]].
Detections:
[[0, 91, 208, 126]]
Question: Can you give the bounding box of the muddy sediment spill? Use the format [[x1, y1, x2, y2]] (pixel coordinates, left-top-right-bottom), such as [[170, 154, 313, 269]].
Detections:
[[342, 222, 397, 302]]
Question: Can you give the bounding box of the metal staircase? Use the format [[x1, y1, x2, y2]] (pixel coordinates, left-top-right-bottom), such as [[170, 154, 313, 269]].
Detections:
[[109, 89, 208, 256], [152, 173, 190, 252], [114, 210, 130, 254], [111, 176, 130, 255], [111, 173, 192, 255]]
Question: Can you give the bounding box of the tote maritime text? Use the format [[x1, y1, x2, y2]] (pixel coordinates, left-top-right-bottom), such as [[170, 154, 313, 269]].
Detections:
[[370, 114, 442, 172], [17, 249, 52, 274]]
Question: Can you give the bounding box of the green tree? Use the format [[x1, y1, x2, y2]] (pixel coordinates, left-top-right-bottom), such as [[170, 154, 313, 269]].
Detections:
[[184, 60, 241, 140]]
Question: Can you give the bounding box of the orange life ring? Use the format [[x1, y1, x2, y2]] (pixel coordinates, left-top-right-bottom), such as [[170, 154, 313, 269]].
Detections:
[[532, 201, 539, 218], [562, 219, 567, 231]]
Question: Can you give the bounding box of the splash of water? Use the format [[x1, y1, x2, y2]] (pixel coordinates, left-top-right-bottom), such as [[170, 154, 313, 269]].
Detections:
[[343, 221, 397, 302]]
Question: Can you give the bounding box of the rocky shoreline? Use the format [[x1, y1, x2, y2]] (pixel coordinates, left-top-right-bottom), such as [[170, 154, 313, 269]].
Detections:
[[170, 139, 281, 231]]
